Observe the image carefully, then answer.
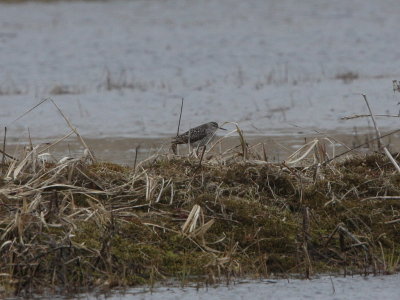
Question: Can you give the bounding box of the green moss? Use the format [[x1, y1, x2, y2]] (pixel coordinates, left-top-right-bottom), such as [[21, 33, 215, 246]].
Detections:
[[2, 153, 400, 297]]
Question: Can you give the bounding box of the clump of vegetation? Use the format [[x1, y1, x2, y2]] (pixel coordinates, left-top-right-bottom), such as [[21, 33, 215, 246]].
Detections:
[[0, 131, 399, 297], [335, 71, 359, 83]]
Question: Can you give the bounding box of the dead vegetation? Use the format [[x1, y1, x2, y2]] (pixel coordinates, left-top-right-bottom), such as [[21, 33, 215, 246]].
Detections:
[[335, 71, 359, 84], [0, 127, 400, 297], [49, 85, 82, 95]]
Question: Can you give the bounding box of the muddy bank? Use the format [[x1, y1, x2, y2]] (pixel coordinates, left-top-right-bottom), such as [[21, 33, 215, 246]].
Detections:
[[4, 129, 400, 165]]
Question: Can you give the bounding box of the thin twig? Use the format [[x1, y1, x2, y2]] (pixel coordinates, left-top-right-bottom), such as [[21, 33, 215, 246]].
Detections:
[[197, 146, 206, 170], [302, 206, 312, 278], [50, 99, 96, 162], [362, 94, 381, 149], [0, 149, 17, 161], [362, 94, 400, 173], [176, 98, 184, 137], [28, 128, 33, 151], [338, 224, 368, 252], [38, 131, 75, 154], [2, 127, 7, 174], [384, 218, 400, 224], [288, 123, 352, 151], [262, 143, 268, 162], [341, 114, 400, 120], [133, 144, 140, 171], [10, 98, 49, 124], [320, 128, 400, 166], [361, 196, 400, 202]]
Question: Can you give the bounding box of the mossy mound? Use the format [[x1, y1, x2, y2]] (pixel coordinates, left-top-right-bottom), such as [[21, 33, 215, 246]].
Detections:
[[0, 152, 399, 297]]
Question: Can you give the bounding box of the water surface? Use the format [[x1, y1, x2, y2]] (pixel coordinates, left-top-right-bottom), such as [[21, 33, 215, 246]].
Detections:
[[0, 0, 400, 142], [83, 274, 400, 300]]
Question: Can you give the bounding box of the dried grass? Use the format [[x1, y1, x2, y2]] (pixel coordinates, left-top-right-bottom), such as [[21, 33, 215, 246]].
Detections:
[[0, 126, 399, 297]]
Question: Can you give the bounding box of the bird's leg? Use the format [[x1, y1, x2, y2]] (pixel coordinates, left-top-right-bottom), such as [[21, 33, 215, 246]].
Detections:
[[188, 131, 192, 155], [192, 144, 203, 158], [198, 145, 206, 167], [188, 143, 197, 158], [195, 144, 201, 157], [171, 143, 178, 155]]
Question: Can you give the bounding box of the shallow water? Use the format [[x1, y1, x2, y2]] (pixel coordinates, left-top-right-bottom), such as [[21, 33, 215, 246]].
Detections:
[[1, 0, 400, 142], [78, 274, 400, 300]]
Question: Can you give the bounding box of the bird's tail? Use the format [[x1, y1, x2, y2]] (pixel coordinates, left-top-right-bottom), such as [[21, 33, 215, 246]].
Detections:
[[171, 137, 178, 145], [171, 135, 185, 145]]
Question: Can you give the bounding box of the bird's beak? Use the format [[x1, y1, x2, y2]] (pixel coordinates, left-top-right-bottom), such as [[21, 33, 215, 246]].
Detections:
[[219, 127, 227, 130]]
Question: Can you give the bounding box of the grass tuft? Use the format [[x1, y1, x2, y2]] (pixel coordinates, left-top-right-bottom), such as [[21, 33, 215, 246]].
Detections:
[[0, 133, 400, 297]]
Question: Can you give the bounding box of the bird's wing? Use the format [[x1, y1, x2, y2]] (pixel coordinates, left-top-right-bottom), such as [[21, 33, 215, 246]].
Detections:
[[171, 130, 190, 144], [172, 126, 208, 144], [188, 127, 208, 142]]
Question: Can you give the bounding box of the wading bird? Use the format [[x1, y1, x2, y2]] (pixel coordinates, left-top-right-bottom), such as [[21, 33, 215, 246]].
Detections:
[[171, 122, 226, 154]]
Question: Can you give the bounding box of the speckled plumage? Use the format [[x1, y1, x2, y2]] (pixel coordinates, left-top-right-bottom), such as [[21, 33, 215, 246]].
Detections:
[[172, 122, 222, 147]]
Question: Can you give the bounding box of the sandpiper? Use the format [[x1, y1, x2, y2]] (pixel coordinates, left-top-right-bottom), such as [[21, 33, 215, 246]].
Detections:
[[171, 122, 226, 154]]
